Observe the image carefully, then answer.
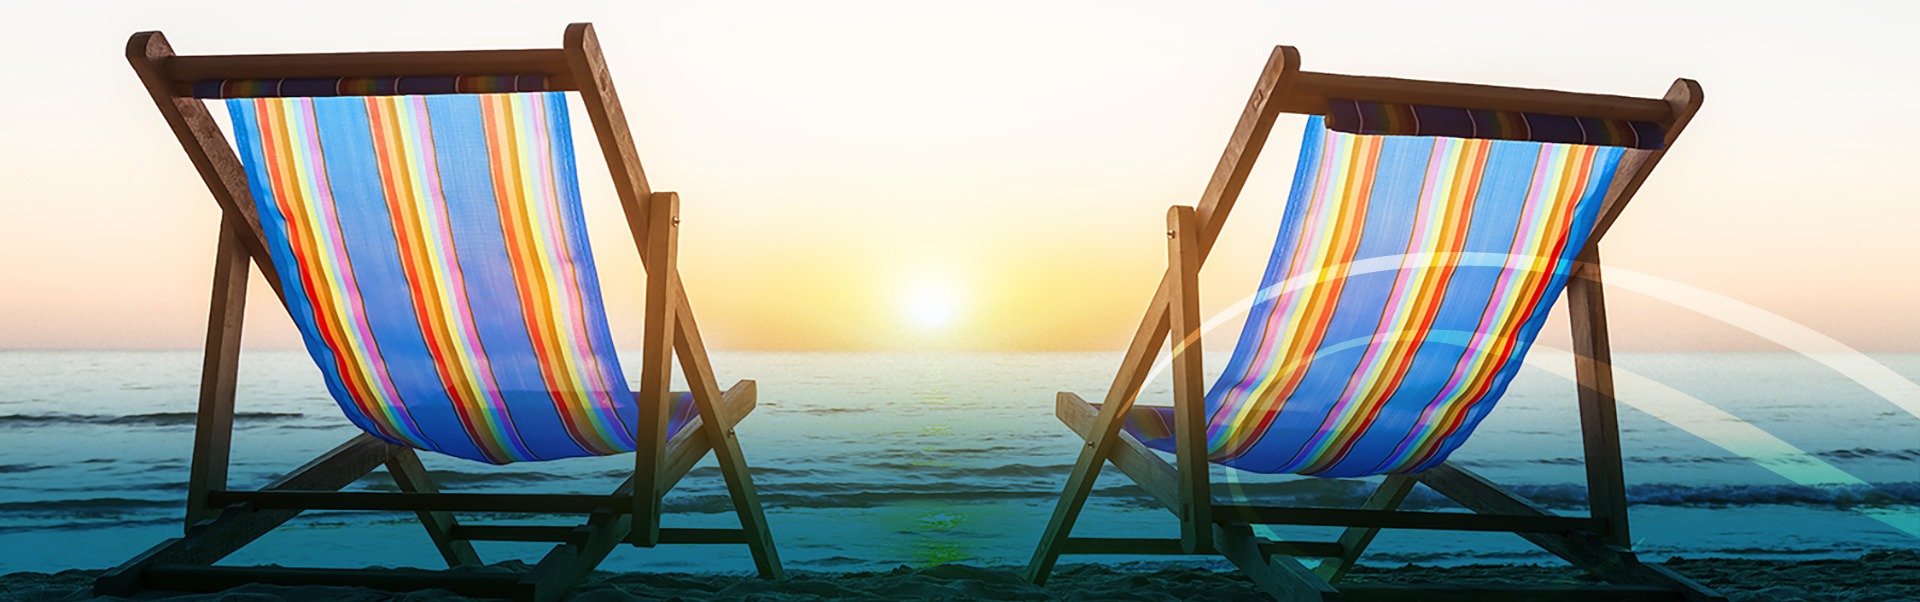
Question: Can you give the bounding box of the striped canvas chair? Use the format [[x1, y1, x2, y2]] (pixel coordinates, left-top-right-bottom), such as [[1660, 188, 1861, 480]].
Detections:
[[1029, 47, 1725, 601], [100, 24, 781, 601]]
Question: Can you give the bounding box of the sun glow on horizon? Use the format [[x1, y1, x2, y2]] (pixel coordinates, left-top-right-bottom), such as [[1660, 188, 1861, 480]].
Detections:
[[900, 279, 964, 332]]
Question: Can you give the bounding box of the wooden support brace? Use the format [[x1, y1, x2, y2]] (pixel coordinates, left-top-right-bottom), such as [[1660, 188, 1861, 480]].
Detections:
[[384, 449, 482, 567], [95, 435, 402, 595], [1055, 393, 1183, 513], [1214, 522, 1343, 601], [1317, 475, 1416, 582], [672, 304, 784, 577], [1417, 463, 1724, 601], [659, 381, 758, 491]]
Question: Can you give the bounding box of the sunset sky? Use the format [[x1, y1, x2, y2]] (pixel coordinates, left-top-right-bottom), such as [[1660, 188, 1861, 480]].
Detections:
[[0, 1, 1914, 352]]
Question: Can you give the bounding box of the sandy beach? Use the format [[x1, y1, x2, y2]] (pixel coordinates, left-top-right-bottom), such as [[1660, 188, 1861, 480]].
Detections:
[[4, 551, 1915, 601]]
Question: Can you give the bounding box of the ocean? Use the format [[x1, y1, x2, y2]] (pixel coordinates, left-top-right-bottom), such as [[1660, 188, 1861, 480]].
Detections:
[[1, 350, 1915, 575]]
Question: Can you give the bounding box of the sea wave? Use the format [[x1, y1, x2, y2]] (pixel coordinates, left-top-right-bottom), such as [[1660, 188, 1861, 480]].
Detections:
[[0, 412, 306, 428], [0, 497, 177, 524]]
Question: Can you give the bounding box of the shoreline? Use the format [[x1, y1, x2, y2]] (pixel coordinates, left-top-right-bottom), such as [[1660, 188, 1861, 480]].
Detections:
[[4, 551, 1915, 601]]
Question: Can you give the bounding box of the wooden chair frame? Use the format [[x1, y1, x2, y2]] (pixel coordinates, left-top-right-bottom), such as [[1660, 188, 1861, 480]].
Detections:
[[96, 23, 783, 601], [1026, 46, 1725, 601]]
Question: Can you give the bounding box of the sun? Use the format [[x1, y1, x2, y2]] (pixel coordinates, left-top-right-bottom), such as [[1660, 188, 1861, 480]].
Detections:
[[901, 281, 962, 331]]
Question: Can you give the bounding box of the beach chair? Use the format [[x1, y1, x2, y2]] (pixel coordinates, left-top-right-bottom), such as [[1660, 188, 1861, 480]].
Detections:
[[97, 23, 782, 601], [1027, 47, 1726, 601]]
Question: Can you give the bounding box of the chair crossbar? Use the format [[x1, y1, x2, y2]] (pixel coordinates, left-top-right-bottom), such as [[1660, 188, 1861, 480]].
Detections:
[[450, 525, 752, 546], [163, 50, 575, 90], [1064, 536, 1346, 558], [1213, 505, 1607, 534]]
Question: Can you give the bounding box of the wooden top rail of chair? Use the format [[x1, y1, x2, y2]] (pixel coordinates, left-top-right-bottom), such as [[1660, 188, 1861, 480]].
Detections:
[[160, 48, 579, 96], [1273, 69, 1681, 126]]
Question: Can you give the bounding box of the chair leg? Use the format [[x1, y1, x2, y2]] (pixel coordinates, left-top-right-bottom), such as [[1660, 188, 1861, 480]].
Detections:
[[385, 449, 482, 568], [1026, 399, 1119, 584], [94, 435, 401, 596], [1214, 522, 1343, 601], [703, 402, 784, 578], [666, 251, 783, 577], [186, 217, 250, 531], [1568, 254, 1633, 548], [1316, 474, 1417, 582], [1167, 205, 1212, 554], [514, 501, 632, 602], [1418, 462, 1726, 601], [685, 376, 783, 578]]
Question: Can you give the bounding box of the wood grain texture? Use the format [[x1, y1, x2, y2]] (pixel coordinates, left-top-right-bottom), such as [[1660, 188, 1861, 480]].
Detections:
[[1054, 392, 1182, 513], [674, 302, 785, 576], [1193, 45, 1303, 255], [1167, 205, 1211, 553], [164, 49, 575, 90], [1588, 78, 1704, 244], [126, 32, 287, 298], [564, 23, 653, 228], [1279, 71, 1676, 124], [659, 380, 757, 492], [633, 191, 681, 544], [185, 217, 249, 532]]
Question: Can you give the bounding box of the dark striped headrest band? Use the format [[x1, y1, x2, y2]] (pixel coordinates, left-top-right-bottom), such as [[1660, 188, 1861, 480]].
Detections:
[[190, 74, 554, 99], [1326, 99, 1666, 150]]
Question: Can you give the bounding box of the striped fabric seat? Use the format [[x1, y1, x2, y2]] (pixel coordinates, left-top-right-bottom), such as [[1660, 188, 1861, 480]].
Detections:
[[1122, 115, 1628, 477], [225, 92, 696, 464]]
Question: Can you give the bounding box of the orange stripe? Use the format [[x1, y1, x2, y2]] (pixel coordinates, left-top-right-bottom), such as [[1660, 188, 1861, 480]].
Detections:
[[1302, 139, 1493, 472], [480, 96, 604, 451], [1406, 145, 1599, 468], [256, 100, 405, 442], [1227, 134, 1383, 458], [364, 98, 509, 463]]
